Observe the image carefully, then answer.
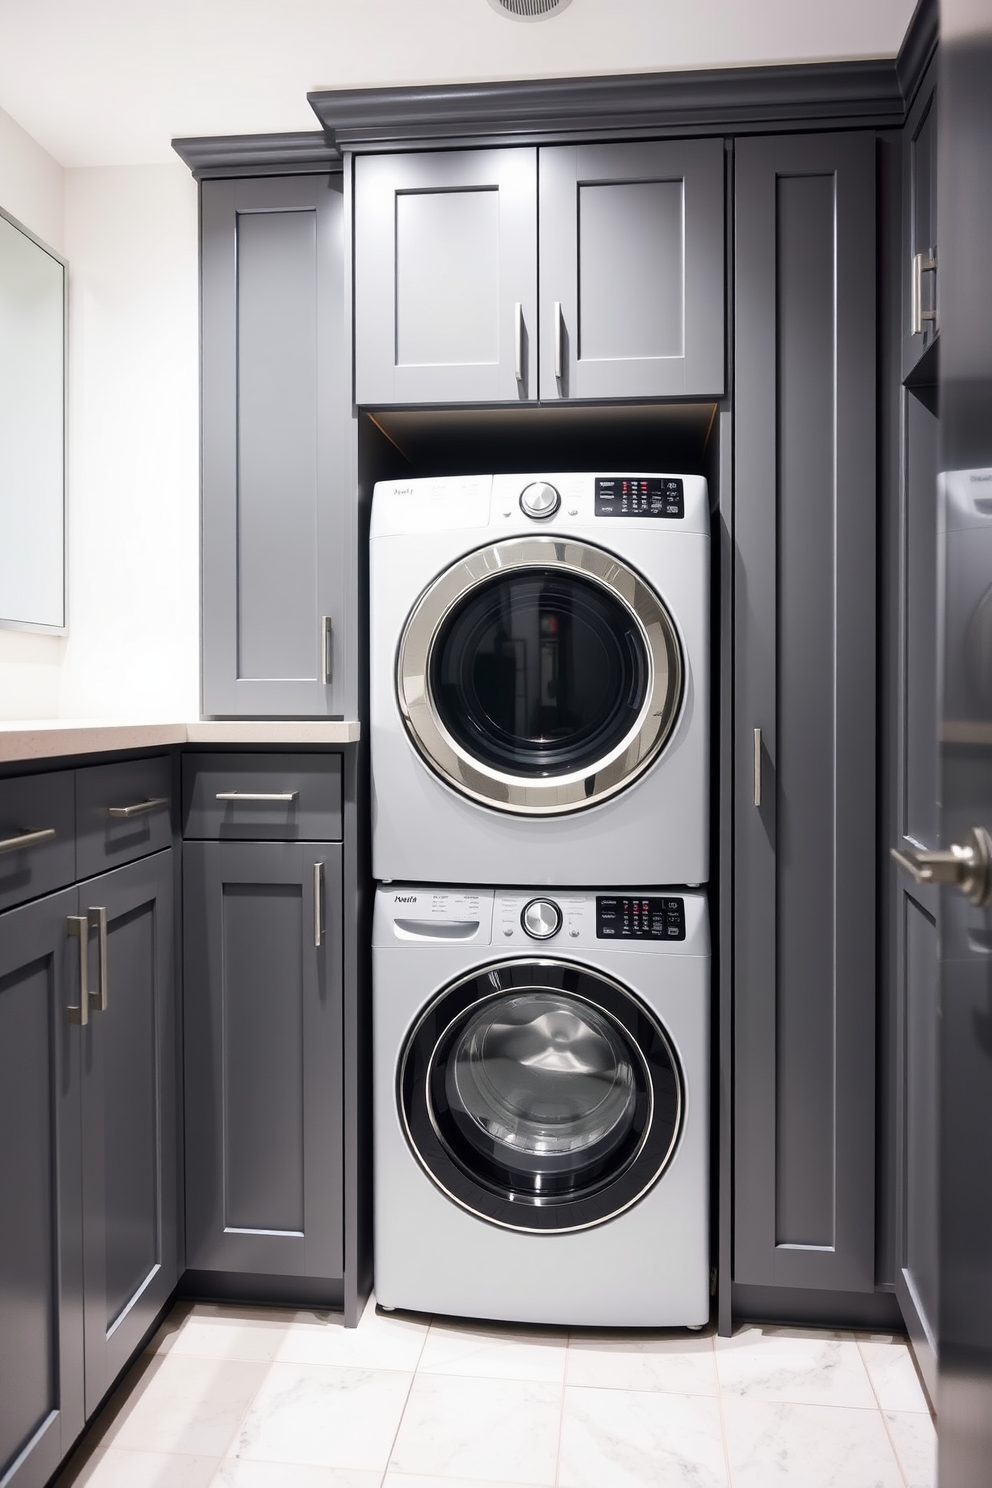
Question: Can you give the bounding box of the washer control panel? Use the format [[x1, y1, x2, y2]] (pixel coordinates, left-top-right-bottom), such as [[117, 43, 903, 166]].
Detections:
[[495, 893, 590, 943], [596, 896, 686, 941], [595, 477, 684, 519]]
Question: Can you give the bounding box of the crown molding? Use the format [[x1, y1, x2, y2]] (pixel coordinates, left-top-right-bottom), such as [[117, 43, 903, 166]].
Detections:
[[171, 131, 341, 180], [896, 0, 939, 108]]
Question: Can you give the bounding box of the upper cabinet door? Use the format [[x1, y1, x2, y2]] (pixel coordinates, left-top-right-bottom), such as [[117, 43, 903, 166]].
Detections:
[[201, 174, 349, 718], [539, 140, 725, 400], [902, 58, 938, 379], [355, 148, 538, 404]]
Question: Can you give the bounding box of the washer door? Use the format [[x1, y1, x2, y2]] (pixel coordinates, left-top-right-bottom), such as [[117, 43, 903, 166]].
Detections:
[[397, 537, 683, 814], [399, 958, 684, 1233]]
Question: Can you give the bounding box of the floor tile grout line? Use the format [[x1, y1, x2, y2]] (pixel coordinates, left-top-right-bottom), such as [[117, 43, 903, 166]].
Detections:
[[709, 1332, 736, 1488], [857, 1335, 914, 1488], [553, 1330, 572, 1488], [378, 1305, 436, 1483]]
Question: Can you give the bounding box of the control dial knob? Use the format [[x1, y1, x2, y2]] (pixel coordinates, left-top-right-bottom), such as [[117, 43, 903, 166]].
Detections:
[[519, 481, 561, 520], [521, 898, 562, 940]]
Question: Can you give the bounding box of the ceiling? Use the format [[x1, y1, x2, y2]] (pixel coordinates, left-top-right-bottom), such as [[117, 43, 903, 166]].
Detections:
[[0, 0, 919, 169]]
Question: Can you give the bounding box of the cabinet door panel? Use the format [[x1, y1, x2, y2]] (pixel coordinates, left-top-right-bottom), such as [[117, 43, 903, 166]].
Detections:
[[79, 850, 176, 1415], [355, 148, 538, 404], [201, 174, 348, 717], [540, 140, 725, 399], [902, 59, 938, 378], [0, 888, 82, 1488], [734, 133, 876, 1293], [183, 842, 343, 1279]]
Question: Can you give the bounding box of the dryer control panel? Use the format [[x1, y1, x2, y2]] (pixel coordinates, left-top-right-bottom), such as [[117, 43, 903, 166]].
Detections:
[[594, 477, 684, 519], [596, 895, 686, 941]]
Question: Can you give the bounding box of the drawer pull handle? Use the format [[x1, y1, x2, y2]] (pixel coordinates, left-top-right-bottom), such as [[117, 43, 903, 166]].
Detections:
[[314, 861, 324, 948], [0, 826, 56, 855], [88, 906, 108, 1012], [107, 796, 169, 819], [67, 915, 89, 1026], [215, 791, 299, 803]]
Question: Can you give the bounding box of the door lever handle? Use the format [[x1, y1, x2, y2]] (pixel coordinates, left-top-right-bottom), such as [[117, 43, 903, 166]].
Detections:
[[891, 826, 992, 907]]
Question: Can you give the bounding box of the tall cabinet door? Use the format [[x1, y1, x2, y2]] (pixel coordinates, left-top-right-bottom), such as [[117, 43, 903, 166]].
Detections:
[[734, 133, 877, 1293], [0, 888, 83, 1488], [539, 139, 725, 400], [183, 841, 344, 1280], [78, 850, 177, 1416], [201, 174, 349, 718], [354, 148, 538, 404]]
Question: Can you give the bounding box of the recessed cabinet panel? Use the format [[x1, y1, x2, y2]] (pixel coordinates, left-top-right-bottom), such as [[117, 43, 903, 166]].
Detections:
[[396, 189, 501, 368], [577, 180, 684, 363]]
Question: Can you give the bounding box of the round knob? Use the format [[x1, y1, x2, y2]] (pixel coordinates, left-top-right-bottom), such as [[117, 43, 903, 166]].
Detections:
[[521, 898, 562, 939], [519, 481, 561, 520]]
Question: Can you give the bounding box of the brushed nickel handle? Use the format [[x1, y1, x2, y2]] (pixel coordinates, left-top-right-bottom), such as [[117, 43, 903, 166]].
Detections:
[[215, 791, 299, 803], [891, 826, 992, 907], [0, 826, 56, 854], [67, 915, 89, 1026], [88, 906, 108, 1012], [554, 300, 563, 380], [753, 728, 762, 808], [320, 615, 332, 686], [912, 248, 938, 335], [514, 302, 523, 382], [313, 861, 324, 948], [107, 796, 168, 819]]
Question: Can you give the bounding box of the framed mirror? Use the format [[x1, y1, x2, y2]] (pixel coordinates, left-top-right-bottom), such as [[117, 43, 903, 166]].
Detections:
[[0, 205, 66, 632]]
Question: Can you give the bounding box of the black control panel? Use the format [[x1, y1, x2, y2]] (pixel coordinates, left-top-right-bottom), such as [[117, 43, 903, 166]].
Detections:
[[594, 477, 684, 519], [596, 896, 686, 941]]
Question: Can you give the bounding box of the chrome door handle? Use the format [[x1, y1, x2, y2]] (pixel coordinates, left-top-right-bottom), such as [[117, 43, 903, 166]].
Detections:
[[0, 826, 56, 854], [753, 728, 762, 808], [553, 300, 563, 380], [215, 791, 299, 803], [88, 906, 108, 1012], [514, 302, 523, 382], [313, 861, 324, 948], [107, 797, 168, 819], [912, 248, 938, 335], [891, 826, 992, 906], [320, 615, 332, 686], [67, 915, 89, 1025]]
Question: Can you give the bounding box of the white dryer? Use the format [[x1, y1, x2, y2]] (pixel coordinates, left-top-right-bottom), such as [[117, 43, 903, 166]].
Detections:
[[373, 884, 710, 1327], [370, 472, 710, 886]]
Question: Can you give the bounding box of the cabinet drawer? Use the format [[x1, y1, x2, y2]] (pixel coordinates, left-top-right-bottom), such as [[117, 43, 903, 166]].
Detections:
[[0, 770, 76, 912], [75, 756, 173, 880], [182, 753, 342, 841]]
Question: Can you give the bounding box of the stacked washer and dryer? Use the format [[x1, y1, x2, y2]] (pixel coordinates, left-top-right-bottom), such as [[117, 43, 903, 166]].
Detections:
[[369, 471, 711, 1327]]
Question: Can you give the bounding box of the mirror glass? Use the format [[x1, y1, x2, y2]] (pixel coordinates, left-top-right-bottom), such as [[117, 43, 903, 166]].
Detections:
[[0, 207, 66, 632]]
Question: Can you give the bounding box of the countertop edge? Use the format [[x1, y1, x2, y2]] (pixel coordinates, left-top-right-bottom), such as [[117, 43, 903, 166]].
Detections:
[[0, 720, 362, 763]]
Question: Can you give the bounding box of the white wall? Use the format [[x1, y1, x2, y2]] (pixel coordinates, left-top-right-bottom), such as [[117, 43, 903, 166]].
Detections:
[[0, 103, 66, 717], [59, 165, 199, 719]]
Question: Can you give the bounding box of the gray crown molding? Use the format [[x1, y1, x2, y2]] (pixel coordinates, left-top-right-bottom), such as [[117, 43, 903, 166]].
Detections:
[[896, 0, 939, 108], [171, 131, 341, 180]]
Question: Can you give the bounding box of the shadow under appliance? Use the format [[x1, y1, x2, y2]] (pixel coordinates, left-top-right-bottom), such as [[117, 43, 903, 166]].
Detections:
[[370, 472, 710, 886], [373, 884, 710, 1327]]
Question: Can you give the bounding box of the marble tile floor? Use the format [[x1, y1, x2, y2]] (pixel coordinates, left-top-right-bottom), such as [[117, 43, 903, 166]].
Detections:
[[51, 1298, 936, 1488]]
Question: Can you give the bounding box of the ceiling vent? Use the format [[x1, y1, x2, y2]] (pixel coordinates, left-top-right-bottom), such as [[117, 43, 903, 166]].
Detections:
[[486, 0, 574, 20]]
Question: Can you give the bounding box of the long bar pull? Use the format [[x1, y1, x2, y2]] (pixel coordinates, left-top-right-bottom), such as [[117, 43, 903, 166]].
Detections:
[[67, 915, 89, 1026], [753, 728, 762, 808], [320, 615, 332, 686], [313, 861, 324, 948], [0, 826, 56, 854], [107, 797, 168, 819], [554, 301, 563, 380], [514, 303, 523, 382], [215, 791, 299, 803], [88, 906, 108, 1012], [912, 248, 938, 335]]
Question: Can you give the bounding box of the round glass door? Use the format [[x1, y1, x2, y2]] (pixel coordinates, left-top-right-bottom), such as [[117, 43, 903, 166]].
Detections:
[[397, 537, 683, 815], [399, 958, 683, 1232]]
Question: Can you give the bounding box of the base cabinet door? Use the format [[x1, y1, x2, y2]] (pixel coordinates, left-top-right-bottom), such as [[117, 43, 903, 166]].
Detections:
[[183, 841, 344, 1280], [78, 850, 177, 1416], [0, 888, 83, 1488], [734, 132, 878, 1294]]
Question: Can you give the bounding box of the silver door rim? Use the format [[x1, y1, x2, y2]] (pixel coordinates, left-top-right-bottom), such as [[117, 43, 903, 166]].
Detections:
[[396, 536, 684, 814]]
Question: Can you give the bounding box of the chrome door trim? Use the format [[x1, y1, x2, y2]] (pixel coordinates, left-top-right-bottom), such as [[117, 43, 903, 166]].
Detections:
[[396, 536, 684, 815]]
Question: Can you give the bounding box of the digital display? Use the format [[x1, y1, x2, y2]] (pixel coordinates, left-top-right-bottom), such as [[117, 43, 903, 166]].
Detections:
[[595, 477, 684, 519], [596, 896, 686, 941]]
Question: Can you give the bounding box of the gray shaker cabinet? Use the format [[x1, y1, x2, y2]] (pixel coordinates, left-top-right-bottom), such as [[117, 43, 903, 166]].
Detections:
[[183, 840, 344, 1281], [200, 174, 350, 718], [734, 133, 878, 1294], [353, 139, 724, 405], [902, 58, 938, 380]]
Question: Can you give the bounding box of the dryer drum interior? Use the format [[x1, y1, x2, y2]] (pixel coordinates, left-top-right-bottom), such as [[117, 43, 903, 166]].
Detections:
[[399, 958, 684, 1233], [396, 537, 685, 814]]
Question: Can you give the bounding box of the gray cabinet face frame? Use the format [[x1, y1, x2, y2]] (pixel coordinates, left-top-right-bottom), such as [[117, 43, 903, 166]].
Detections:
[[733, 132, 877, 1295], [0, 205, 67, 634]]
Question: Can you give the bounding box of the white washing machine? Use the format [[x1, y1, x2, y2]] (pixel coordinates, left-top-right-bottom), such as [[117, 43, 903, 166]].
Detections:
[[370, 472, 710, 886], [373, 884, 710, 1327]]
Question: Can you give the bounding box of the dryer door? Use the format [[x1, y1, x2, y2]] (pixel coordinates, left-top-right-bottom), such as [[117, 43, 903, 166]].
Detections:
[[399, 957, 684, 1232], [396, 537, 683, 814]]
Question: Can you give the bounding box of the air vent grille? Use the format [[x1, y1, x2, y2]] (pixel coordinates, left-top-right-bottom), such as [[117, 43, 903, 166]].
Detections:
[[487, 0, 574, 20]]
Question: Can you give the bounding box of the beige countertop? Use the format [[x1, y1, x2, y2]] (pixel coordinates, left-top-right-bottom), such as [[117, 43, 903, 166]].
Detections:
[[0, 719, 361, 764]]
